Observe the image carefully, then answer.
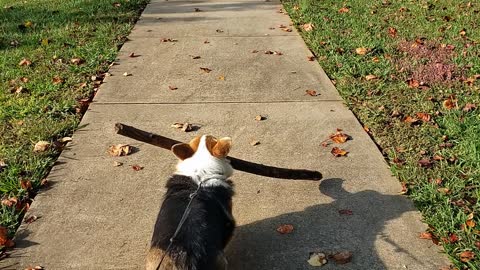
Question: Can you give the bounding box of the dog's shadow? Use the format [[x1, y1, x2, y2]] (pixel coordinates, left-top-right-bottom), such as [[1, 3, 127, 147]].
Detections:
[[225, 178, 423, 269]]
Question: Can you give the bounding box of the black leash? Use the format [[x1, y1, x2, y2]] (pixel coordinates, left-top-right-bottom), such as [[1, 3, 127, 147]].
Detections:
[[155, 180, 204, 270]]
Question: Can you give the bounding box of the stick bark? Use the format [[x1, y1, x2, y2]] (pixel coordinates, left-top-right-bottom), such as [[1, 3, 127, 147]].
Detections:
[[115, 123, 322, 181]]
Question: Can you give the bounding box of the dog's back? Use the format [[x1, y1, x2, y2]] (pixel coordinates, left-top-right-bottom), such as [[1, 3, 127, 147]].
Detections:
[[146, 135, 235, 270]]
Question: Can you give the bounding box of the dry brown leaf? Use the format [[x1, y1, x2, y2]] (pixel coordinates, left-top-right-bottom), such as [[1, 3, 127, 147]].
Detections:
[[33, 141, 50, 152], [331, 251, 352, 264], [161, 38, 178, 42], [251, 50, 259, 53], [276, 224, 294, 234], [415, 112, 431, 122], [132, 165, 143, 171], [128, 52, 140, 58], [307, 56, 316, 61], [365, 74, 378, 81], [331, 147, 348, 157], [459, 29, 467, 36], [443, 98, 456, 110], [338, 209, 353, 215], [20, 180, 32, 190], [302, 23, 314, 32], [308, 252, 327, 266], [463, 103, 477, 112], [460, 250, 475, 263], [0, 226, 14, 248], [419, 232, 433, 239], [388, 27, 397, 37], [305, 90, 318, 96], [418, 159, 433, 168], [403, 116, 419, 124], [108, 144, 131, 157], [52, 76, 63, 85], [200, 67, 212, 73], [194, 7, 202, 12], [24, 266, 44, 270], [254, 115, 265, 121], [437, 187, 451, 194], [330, 132, 350, 143], [338, 6, 350, 13], [20, 77, 29, 83], [168, 85, 178, 90], [191, 55, 201, 59], [25, 215, 38, 224], [281, 27, 292, 32], [407, 78, 420, 88], [19, 58, 32, 66], [122, 72, 131, 77], [182, 122, 193, 132], [466, 219, 476, 228], [355, 47, 367, 55], [218, 75, 225, 81]]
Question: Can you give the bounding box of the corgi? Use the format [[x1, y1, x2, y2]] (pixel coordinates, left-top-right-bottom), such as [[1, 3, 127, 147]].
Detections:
[[146, 135, 235, 270]]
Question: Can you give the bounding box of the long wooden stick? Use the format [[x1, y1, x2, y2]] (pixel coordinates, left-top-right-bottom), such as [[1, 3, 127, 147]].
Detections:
[[114, 123, 322, 181]]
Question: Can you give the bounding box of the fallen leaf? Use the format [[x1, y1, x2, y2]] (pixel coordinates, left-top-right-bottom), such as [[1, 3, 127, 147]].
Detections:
[[113, 161, 123, 167], [276, 224, 294, 234], [331, 147, 348, 157], [399, 182, 408, 194], [303, 23, 314, 32], [330, 131, 350, 143], [19, 58, 32, 66], [250, 140, 260, 146], [459, 251, 475, 263], [338, 209, 353, 215], [194, 7, 202, 12], [305, 90, 318, 96], [25, 215, 38, 224], [24, 266, 44, 270], [251, 50, 259, 53], [321, 141, 329, 147], [274, 51, 283, 55], [254, 115, 265, 121], [407, 78, 420, 88], [40, 178, 48, 187], [20, 77, 29, 83], [191, 55, 201, 59], [24, 21, 33, 28], [331, 251, 352, 264], [200, 67, 212, 73], [1, 197, 17, 207], [355, 47, 368, 55], [388, 27, 397, 37], [203, 40, 210, 44], [443, 98, 456, 110], [419, 232, 433, 239], [182, 122, 193, 132], [108, 144, 131, 156], [34, 141, 50, 152], [459, 29, 467, 37], [218, 75, 225, 81], [161, 38, 178, 42], [403, 116, 419, 124], [70, 58, 83, 65], [168, 85, 178, 90], [448, 233, 459, 243], [132, 165, 143, 171], [415, 112, 431, 122], [466, 213, 476, 228], [437, 187, 450, 194], [264, 50, 274, 54], [281, 27, 292, 32], [433, 155, 444, 161], [122, 72, 131, 77], [418, 159, 433, 168], [0, 226, 14, 248], [113, 2, 121, 7], [365, 74, 378, 81], [128, 52, 138, 58], [52, 76, 63, 85], [216, 29, 224, 33], [308, 252, 327, 266], [20, 179, 32, 191], [463, 103, 477, 112], [307, 56, 316, 61], [338, 6, 350, 13]]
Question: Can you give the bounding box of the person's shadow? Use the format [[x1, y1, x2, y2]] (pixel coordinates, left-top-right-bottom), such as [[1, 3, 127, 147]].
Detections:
[[225, 178, 435, 269]]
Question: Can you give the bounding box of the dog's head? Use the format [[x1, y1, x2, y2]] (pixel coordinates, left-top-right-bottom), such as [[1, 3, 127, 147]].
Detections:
[[171, 135, 233, 179]]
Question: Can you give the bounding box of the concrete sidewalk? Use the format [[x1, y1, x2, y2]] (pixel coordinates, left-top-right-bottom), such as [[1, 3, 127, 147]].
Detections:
[[3, 1, 448, 269]]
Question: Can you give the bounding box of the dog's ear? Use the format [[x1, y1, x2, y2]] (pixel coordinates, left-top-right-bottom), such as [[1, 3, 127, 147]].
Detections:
[[212, 137, 232, 158], [188, 136, 202, 152], [171, 143, 195, 160]]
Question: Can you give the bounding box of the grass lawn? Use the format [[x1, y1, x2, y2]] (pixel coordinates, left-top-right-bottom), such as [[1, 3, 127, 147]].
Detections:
[[0, 0, 148, 251], [283, 0, 480, 268]]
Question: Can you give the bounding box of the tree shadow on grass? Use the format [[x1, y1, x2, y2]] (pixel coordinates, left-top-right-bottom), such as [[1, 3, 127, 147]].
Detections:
[[226, 178, 431, 269]]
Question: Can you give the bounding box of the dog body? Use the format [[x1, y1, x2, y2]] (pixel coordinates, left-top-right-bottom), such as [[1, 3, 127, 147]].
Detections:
[[146, 135, 235, 270]]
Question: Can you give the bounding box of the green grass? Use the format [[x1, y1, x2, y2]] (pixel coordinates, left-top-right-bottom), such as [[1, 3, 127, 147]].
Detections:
[[283, 0, 480, 268], [0, 0, 148, 247]]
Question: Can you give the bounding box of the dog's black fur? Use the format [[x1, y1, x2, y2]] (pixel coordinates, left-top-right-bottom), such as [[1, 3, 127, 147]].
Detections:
[[150, 174, 235, 270]]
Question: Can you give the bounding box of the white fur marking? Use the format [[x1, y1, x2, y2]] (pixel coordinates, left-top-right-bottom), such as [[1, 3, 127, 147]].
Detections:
[[175, 135, 233, 187]]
